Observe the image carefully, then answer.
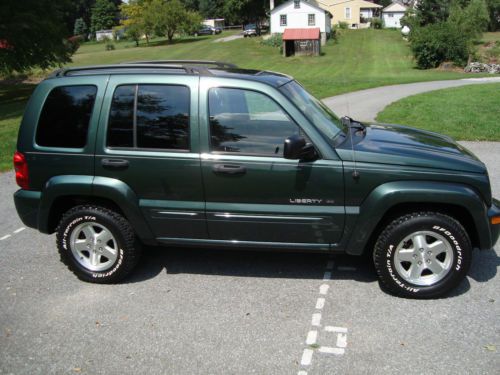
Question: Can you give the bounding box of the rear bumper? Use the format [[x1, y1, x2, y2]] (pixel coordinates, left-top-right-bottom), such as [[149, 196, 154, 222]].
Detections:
[[486, 197, 500, 248], [13, 189, 41, 231]]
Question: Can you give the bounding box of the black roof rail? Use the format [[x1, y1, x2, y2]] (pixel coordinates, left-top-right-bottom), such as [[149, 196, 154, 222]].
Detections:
[[125, 60, 238, 69], [50, 63, 188, 78]]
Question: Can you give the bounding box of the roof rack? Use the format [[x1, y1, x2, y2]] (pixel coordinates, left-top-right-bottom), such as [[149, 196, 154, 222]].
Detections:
[[126, 60, 238, 69], [51, 60, 238, 78]]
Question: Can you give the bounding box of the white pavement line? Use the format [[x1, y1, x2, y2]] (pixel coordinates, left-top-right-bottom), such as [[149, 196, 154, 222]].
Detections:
[[301, 349, 314, 366], [325, 326, 348, 333], [306, 330, 318, 345], [319, 346, 345, 355], [337, 266, 357, 271], [319, 284, 329, 295], [337, 333, 347, 348], [326, 260, 334, 270], [315, 297, 325, 310], [0, 234, 11, 241], [311, 313, 322, 327], [323, 271, 332, 280], [13, 227, 25, 234], [298, 371, 308, 375]]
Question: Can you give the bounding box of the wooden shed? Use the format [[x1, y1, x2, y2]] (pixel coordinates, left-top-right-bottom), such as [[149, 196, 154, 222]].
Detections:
[[282, 28, 321, 57]]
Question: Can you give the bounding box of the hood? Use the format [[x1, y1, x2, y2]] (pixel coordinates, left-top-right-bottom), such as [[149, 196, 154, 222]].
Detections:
[[337, 123, 486, 174]]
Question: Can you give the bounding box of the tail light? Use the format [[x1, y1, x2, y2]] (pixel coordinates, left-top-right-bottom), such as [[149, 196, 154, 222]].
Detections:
[[13, 151, 29, 190]]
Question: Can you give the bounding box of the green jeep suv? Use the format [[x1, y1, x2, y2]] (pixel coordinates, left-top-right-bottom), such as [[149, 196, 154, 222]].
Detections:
[[13, 61, 500, 298]]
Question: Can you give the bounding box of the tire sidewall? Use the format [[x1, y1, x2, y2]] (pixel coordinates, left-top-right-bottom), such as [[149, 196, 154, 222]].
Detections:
[[57, 209, 128, 282], [378, 214, 470, 297]]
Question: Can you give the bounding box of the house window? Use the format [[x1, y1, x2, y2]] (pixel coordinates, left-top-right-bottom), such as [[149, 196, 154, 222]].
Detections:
[[308, 14, 315, 26], [345, 7, 351, 19], [294, 0, 300, 9], [388, 13, 394, 17], [280, 14, 287, 26]]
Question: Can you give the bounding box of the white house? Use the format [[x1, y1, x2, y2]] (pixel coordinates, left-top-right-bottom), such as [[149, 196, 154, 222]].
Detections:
[[270, 0, 332, 44], [203, 18, 225, 29], [382, 2, 408, 28]]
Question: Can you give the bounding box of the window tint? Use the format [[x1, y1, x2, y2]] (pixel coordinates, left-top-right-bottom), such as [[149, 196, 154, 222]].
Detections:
[[107, 85, 135, 148], [209, 88, 300, 156], [107, 84, 190, 150], [36, 85, 97, 148]]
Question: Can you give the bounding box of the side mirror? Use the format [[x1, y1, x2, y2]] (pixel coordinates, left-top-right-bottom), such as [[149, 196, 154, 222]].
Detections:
[[284, 135, 317, 161]]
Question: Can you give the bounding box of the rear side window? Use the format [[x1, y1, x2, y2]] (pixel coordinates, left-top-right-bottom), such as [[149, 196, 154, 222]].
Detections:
[[107, 84, 190, 150], [36, 85, 97, 148]]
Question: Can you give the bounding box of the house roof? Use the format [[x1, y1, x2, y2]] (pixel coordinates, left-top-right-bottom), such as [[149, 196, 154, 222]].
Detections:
[[382, 2, 408, 12], [271, 0, 332, 17], [316, 0, 382, 8], [282, 28, 321, 40]]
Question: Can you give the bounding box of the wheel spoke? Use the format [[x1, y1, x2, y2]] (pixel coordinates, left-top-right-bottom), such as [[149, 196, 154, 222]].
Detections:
[[90, 251, 100, 266], [73, 240, 89, 253], [412, 234, 427, 250], [101, 246, 117, 261], [409, 263, 423, 280], [81, 225, 96, 241], [96, 229, 114, 245], [427, 260, 445, 275], [428, 240, 447, 255], [396, 249, 415, 262]]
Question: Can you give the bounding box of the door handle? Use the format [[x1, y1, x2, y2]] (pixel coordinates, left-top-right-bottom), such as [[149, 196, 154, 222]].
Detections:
[[101, 158, 129, 169], [212, 164, 246, 175]]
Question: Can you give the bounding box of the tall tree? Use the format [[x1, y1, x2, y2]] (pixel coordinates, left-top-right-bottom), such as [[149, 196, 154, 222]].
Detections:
[[199, 0, 224, 18], [0, 0, 74, 74], [90, 0, 118, 34], [74, 18, 88, 36], [120, 0, 153, 45], [486, 0, 500, 30], [415, 0, 450, 25]]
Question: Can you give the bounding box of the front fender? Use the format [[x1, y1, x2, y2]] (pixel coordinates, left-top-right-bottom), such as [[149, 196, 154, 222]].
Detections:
[[344, 181, 491, 255]]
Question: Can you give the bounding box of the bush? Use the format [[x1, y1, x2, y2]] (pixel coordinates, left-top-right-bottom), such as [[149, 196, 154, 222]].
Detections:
[[338, 21, 349, 29], [105, 42, 115, 51], [370, 18, 384, 29], [409, 22, 469, 68], [66, 35, 83, 54], [260, 33, 282, 48]]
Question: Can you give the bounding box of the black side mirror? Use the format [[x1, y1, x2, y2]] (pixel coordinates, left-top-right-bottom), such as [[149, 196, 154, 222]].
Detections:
[[284, 135, 317, 161]]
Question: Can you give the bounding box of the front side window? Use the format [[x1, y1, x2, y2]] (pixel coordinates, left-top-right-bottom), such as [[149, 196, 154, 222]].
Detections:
[[36, 85, 97, 148], [308, 14, 315, 26], [107, 84, 190, 150], [208, 88, 300, 156], [280, 15, 287, 26]]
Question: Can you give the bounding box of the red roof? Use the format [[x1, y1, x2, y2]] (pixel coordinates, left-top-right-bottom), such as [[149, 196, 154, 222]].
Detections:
[[282, 28, 320, 41]]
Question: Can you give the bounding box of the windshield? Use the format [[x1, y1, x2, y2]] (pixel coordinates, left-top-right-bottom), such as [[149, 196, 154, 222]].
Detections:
[[279, 81, 343, 144]]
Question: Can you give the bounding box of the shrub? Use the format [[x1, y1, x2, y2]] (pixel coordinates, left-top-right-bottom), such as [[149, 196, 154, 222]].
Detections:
[[105, 42, 115, 51], [338, 21, 349, 29], [260, 33, 282, 48], [370, 18, 384, 29], [409, 22, 469, 68], [66, 35, 83, 54]]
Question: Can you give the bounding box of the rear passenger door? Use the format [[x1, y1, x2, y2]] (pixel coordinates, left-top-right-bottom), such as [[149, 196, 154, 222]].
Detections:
[[94, 75, 206, 240]]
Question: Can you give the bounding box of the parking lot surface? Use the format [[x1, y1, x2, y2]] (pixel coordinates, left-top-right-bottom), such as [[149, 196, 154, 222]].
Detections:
[[1, 142, 499, 374]]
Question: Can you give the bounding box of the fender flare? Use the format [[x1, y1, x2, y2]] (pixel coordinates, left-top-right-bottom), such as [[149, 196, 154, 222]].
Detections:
[[344, 180, 490, 255]]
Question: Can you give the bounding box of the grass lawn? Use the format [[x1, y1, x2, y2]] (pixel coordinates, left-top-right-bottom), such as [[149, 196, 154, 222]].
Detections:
[[0, 29, 497, 172], [376, 83, 500, 141]]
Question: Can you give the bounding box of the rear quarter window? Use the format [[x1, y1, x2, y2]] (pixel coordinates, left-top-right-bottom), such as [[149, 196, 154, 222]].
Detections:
[[35, 85, 97, 148]]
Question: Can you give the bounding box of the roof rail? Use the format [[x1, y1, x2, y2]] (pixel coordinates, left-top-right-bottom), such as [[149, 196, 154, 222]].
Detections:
[[125, 60, 238, 69], [51, 63, 188, 78]]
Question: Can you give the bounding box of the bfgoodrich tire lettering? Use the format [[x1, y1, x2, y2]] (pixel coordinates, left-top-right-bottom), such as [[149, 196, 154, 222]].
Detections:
[[56, 205, 141, 283], [373, 212, 472, 298]]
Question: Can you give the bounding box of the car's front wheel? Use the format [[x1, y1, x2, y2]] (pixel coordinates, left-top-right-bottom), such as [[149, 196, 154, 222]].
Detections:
[[56, 205, 141, 283], [373, 211, 472, 298]]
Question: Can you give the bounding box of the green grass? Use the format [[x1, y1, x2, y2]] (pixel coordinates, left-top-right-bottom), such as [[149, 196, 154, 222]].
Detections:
[[376, 83, 500, 141], [0, 83, 35, 170]]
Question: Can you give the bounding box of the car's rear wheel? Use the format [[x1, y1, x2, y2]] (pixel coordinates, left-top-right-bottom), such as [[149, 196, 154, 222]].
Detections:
[[373, 211, 472, 298], [56, 205, 141, 283]]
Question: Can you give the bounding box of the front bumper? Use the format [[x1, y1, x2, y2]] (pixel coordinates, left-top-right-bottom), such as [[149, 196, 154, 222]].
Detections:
[[487, 197, 500, 248]]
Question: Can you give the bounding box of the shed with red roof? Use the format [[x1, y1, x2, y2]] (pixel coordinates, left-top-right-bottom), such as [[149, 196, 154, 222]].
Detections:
[[282, 27, 321, 57]]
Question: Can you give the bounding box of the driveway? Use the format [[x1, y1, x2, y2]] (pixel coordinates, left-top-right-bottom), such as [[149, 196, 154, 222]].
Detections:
[[323, 77, 500, 122]]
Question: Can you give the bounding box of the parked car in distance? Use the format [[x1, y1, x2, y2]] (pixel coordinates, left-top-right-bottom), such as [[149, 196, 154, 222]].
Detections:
[[243, 24, 260, 37], [13, 60, 500, 298], [193, 26, 221, 36]]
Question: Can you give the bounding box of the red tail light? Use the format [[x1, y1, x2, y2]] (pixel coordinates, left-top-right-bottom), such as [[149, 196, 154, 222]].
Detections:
[[13, 151, 29, 190]]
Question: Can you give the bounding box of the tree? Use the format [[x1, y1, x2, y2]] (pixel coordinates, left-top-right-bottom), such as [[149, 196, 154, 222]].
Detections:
[[91, 0, 118, 34], [74, 18, 88, 36], [486, 0, 500, 30], [143, 0, 201, 43], [415, 0, 450, 25], [199, 0, 224, 18], [448, 0, 490, 39], [223, 0, 267, 24], [120, 0, 153, 45], [0, 0, 74, 74]]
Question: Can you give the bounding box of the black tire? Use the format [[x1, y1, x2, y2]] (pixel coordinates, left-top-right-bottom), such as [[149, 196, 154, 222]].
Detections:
[[373, 211, 472, 298], [56, 205, 141, 283]]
